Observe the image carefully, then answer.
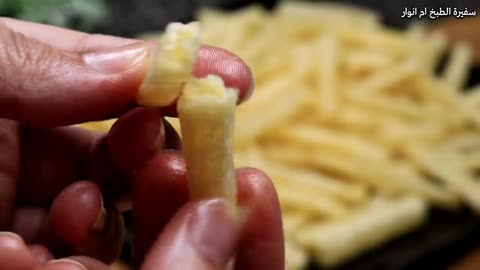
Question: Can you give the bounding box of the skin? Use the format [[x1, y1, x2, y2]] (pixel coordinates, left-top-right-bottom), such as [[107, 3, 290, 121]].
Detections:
[[0, 18, 284, 270]]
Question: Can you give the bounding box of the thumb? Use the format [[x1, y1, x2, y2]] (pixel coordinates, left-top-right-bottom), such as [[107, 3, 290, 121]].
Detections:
[[140, 199, 244, 270], [0, 23, 148, 126]]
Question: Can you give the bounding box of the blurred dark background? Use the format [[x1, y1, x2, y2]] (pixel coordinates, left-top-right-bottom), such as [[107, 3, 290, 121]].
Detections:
[[1, 0, 479, 36]]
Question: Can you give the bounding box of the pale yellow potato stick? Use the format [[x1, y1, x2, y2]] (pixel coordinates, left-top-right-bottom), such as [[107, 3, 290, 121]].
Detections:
[[393, 162, 459, 209], [442, 41, 473, 91], [338, 28, 425, 57], [356, 159, 458, 208], [233, 146, 368, 204], [464, 86, 480, 127], [285, 240, 309, 270], [265, 144, 457, 207], [345, 92, 436, 120], [197, 8, 233, 46], [425, 31, 448, 71], [440, 132, 480, 152], [378, 120, 448, 147], [406, 22, 426, 39], [235, 80, 308, 146], [415, 76, 464, 108], [290, 43, 316, 78], [263, 145, 399, 194], [327, 106, 383, 132], [283, 212, 310, 240], [137, 22, 201, 107], [206, 5, 267, 53], [252, 55, 290, 83], [405, 145, 480, 212], [177, 75, 238, 200], [313, 35, 338, 119], [276, 124, 389, 161], [342, 49, 393, 74], [276, 1, 380, 29], [357, 59, 420, 94], [297, 196, 427, 268], [277, 186, 350, 218], [262, 161, 368, 204], [462, 153, 480, 170]]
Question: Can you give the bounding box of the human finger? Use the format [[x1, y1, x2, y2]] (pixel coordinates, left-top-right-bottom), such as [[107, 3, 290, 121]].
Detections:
[[49, 181, 124, 264], [140, 199, 244, 270], [1, 17, 137, 52], [0, 231, 36, 270]]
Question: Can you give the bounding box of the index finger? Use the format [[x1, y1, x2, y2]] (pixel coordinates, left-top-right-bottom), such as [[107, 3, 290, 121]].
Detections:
[[1, 17, 254, 119]]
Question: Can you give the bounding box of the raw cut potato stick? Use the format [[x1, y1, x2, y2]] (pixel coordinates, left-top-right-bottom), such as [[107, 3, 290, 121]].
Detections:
[[296, 196, 427, 268], [137, 22, 201, 107], [314, 35, 338, 119], [177, 75, 238, 200], [285, 240, 308, 270], [442, 41, 473, 91]]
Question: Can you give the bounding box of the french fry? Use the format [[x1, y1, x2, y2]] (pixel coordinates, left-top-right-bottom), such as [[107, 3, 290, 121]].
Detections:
[[283, 212, 310, 240], [405, 144, 480, 212], [326, 105, 382, 132], [406, 22, 426, 39], [313, 35, 338, 119], [285, 240, 309, 270], [464, 85, 480, 127], [297, 196, 427, 268], [277, 185, 350, 219], [235, 78, 308, 146], [275, 124, 389, 161], [378, 120, 449, 147], [177, 75, 238, 200], [338, 27, 426, 57], [442, 41, 473, 91], [276, 1, 380, 29], [344, 92, 431, 120], [357, 58, 420, 94], [425, 31, 448, 71], [137, 22, 201, 107], [342, 49, 393, 75], [462, 153, 480, 170], [262, 161, 368, 204]]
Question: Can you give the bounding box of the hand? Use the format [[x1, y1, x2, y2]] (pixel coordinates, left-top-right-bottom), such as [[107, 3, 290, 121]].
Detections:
[[0, 18, 284, 270]]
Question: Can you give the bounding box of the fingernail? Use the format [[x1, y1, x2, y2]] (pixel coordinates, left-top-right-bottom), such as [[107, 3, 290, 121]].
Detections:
[[83, 43, 149, 74], [46, 259, 87, 270], [188, 199, 246, 267], [91, 195, 106, 232], [0, 231, 23, 242]]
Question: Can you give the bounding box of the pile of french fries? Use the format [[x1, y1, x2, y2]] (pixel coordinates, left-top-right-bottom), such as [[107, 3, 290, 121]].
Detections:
[[80, 1, 480, 269]]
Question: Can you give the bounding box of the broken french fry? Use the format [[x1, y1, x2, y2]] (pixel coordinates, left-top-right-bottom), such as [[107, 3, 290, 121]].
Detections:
[[177, 75, 238, 200], [137, 22, 201, 107]]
